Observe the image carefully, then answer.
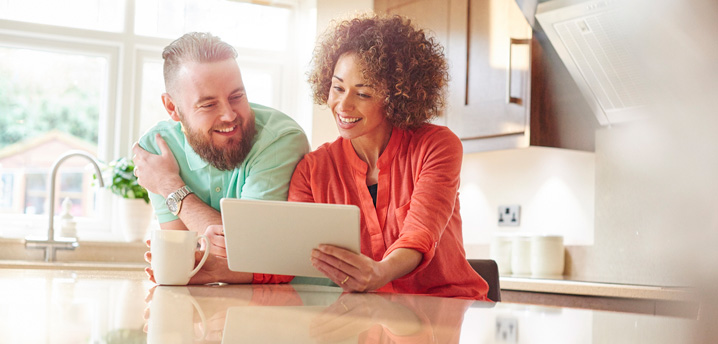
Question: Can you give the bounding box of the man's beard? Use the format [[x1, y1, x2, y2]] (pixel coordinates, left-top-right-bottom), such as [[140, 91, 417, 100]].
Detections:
[[181, 111, 257, 171]]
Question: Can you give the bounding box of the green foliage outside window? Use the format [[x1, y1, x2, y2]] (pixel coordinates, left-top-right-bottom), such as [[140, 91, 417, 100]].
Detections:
[[0, 47, 100, 149]]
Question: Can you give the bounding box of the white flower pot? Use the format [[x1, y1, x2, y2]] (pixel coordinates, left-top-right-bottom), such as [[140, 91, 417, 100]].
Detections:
[[119, 198, 153, 242]]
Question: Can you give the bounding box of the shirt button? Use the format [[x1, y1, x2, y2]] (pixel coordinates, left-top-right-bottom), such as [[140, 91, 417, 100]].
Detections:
[[215, 187, 221, 192]]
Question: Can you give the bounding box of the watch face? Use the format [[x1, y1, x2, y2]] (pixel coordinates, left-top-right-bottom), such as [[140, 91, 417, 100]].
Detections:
[[167, 198, 179, 213]]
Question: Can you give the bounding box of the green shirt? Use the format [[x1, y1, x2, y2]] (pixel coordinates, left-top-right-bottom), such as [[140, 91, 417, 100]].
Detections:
[[138, 103, 310, 223]]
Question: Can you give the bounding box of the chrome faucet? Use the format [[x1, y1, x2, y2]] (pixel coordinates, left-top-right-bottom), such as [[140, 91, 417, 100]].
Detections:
[[25, 150, 105, 262]]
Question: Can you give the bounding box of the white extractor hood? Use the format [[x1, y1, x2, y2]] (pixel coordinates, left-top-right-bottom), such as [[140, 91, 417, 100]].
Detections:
[[534, 0, 647, 126]]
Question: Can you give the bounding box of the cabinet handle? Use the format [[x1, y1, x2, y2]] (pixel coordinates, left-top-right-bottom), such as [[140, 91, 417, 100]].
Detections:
[[507, 38, 531, 105]]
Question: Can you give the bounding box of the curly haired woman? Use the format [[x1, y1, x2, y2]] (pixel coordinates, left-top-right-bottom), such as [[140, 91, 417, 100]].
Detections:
[[289, 13, 490, 300]]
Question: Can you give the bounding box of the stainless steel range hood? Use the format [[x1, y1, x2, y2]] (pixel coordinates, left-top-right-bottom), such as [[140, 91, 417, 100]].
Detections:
[[531, 0, 647, 126], [515, 0, 540, 27]]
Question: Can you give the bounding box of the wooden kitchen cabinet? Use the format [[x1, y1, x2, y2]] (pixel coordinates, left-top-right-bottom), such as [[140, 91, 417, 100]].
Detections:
[[375, 0, 598, 152], [376, 0, 532, 153], [528, 26, 598, 151]]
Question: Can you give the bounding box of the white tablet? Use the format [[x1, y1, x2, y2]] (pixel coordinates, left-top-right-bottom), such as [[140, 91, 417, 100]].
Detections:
[[220, 198, 361, 278]]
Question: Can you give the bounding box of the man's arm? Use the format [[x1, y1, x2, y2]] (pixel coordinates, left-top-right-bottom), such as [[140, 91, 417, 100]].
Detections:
[[133, 134, 222, 234], [158, 195, 223, 232]]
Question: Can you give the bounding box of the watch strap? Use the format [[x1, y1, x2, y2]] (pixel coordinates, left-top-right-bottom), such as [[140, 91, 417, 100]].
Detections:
[[171, 185, 193, 201], [167, 185, 193, 216]]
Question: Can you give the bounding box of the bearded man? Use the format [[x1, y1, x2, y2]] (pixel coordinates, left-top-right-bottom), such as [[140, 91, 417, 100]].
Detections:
[[132, 32, 309, 269]]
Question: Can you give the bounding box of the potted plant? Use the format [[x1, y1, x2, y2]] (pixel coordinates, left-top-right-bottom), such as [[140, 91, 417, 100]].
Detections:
[[104, 157, 153, 242]]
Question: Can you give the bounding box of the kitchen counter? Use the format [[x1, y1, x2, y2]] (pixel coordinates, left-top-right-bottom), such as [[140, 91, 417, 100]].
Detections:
[[0, 259, 147, 271], [500, 276, 691, 301], [0, 267, 705, 343], [498, 275, 699, 318]]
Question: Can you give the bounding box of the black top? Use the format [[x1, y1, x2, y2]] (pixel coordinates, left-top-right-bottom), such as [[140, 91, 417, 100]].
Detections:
[[367, 183, 378, 207]]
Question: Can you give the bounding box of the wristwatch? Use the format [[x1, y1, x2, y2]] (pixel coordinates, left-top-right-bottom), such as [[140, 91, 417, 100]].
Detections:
[[166, 185, 193, 216]]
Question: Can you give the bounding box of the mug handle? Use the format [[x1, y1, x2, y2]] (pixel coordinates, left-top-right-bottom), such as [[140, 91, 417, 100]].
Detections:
[[188, 234, 210, 279]]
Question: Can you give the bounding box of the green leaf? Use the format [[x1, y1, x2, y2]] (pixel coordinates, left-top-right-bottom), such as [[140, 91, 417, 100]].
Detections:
[[101, 157, 150, 202]]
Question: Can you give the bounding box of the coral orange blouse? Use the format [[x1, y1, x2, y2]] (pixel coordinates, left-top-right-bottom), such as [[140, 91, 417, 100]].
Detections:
[[289, 125, 489, 300]]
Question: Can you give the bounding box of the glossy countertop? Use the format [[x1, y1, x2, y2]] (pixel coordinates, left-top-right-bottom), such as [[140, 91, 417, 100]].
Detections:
[[0, 268, 705, 343], [500, 276, 693, 301]]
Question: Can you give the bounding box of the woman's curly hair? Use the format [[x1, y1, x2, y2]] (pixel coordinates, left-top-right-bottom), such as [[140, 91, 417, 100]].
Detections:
[[308, 13, 449, 130]]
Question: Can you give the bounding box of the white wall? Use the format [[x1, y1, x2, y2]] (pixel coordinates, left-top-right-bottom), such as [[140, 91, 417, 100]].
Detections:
[[460, 147, 596, 258]]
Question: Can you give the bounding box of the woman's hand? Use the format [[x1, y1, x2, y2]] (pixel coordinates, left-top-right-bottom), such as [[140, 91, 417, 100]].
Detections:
[[309, 245, 382, 292], [311, 245, 387, 292], [311, 245, 423, 293]]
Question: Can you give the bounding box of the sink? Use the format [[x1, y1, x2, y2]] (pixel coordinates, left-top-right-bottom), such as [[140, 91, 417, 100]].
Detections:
[[0, 238, 148, 271]]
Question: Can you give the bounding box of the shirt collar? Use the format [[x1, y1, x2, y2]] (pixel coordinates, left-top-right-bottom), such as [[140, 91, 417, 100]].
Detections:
[[341, 126, 403, 172], [184, 136, 209, 171]]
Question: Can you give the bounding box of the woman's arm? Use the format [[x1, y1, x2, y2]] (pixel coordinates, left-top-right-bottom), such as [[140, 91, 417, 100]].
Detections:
[[382, 127, 464, 275]]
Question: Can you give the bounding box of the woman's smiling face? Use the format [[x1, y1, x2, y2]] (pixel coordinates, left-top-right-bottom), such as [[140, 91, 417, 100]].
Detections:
[[327, 53, 391, 142]]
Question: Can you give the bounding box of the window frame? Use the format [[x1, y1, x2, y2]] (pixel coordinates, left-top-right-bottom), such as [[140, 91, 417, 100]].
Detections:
[[0, 0, 302, 241]]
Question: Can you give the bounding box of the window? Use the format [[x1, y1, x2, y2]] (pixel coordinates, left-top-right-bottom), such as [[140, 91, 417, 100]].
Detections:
[[0, 44, 110, 238], [0, 0, 302, 241], [135, 0, 291, 51], [0, 0, 125, 32], [0, 173, 14, 209]]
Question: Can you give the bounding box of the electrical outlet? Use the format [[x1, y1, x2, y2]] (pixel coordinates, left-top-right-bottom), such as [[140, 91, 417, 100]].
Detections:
[[498, 205, 520, 226], [495, 316, 519, 343]]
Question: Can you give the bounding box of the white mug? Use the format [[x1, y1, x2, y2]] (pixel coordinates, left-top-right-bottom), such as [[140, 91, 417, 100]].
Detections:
[[147, 286, 206, 344], [151, 230, 209, 285]]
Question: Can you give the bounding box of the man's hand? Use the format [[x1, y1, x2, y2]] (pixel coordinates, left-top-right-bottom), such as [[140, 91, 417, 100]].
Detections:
[[132, 134, 184, 196], [203, 225, 227, 258]]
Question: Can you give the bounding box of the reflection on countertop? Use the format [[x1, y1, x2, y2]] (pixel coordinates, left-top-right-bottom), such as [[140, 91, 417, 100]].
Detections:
[[0, 268, 705, 343], [148, 284, 480, 343]]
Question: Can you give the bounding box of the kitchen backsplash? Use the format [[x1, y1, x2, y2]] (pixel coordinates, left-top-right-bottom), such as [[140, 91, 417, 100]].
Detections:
[[460, 146, 595, 252], [460, 116, 716, 287]]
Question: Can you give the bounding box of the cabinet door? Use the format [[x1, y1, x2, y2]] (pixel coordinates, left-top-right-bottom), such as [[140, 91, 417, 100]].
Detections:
[[446, 0, 532, 144], [376, 0, 532, 152], [374, 0, 450, 48]]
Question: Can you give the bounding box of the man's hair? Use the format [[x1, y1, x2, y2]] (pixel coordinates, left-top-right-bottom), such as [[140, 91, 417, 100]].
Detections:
[[162, 32, 237, 94], [308, 13, 449, 129]]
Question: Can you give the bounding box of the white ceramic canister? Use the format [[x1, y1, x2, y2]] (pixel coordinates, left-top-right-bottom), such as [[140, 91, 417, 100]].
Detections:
[[510, 235, 532, 275], [530, 235, 565, 277], [489, 234, 513, 275]]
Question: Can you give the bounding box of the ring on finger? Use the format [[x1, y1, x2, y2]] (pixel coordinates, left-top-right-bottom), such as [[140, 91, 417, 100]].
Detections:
[[341, 275, 349, 284]]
